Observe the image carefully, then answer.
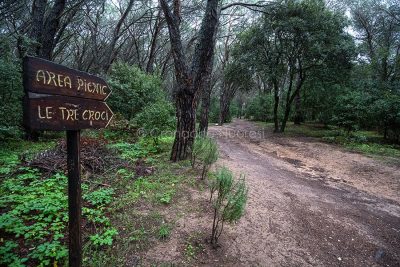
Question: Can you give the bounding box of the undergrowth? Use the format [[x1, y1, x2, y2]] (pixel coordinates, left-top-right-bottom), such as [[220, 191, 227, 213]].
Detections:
[[0, 134, 180, 266]]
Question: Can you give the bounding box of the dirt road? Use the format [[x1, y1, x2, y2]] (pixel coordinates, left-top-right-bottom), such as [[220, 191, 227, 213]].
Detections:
[[209, 119, 400, 266], [145, 119, 400, 266]]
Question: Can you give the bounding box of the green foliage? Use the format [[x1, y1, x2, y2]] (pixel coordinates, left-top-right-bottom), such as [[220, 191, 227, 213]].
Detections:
[[232, 0, 354, 132], [209, 167, 248, 246], [135, 100, 175, 145], [108, 142, 156, 161], [191, 136, 219, 179], [84, 188, 115, 206], [89, 228, 118, 247], [157, 224, 171, 240], [332, 91, 372, 134], [372, 95, 400, 142], [245, 93, 274, 121], [0, 38, 23, 139], [107, 62, 167, 120], [0, 146, 117, 266]]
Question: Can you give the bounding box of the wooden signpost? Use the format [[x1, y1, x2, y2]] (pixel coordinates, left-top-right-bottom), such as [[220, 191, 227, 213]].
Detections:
[[23, 56, 114, 267]]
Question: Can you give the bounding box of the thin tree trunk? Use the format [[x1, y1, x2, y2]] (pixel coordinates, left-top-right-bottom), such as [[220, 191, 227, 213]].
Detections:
[[280, 70, 305, 133], [219, 83, 235, 125], [199, 86, 212, 135], [146, 10, 162, 73], [293, 89, 303, 125], [273, 79, 280, 132], [103, 0, 135, 73]]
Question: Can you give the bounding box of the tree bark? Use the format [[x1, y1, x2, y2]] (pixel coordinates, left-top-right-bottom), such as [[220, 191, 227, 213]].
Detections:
[[273, 79, 280, 132], [199, 80, 213, 135], [39, 0, 67, 60], [29, 0, 46, 55], [293, 89, 303, 125], [170, 91, 197, 160], [160, 0, 220, 161]]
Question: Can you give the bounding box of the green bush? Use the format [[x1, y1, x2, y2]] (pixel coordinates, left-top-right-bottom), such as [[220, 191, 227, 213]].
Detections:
[[135, 100, 175, 145], [107, 62, 167, 120], [244, 93, 273, 122], [209, 167, 248, 247], [332, 91, 372, 134], [372, 95, 400, 142]]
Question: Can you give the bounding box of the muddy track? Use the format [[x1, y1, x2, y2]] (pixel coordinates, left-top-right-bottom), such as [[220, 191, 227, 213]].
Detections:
[[207, 119, 400, 266]]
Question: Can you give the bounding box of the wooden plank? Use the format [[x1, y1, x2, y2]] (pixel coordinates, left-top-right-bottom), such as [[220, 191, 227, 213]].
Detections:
[[23, 56, 111, 101], [24, 93, 114, 130], [67, 130, 82, 267]]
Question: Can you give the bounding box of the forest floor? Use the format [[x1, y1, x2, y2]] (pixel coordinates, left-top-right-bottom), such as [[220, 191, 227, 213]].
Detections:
[[143, 119, 400, 266]]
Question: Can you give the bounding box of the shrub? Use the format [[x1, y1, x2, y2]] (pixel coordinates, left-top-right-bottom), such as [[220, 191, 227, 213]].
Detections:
[[209, 167, 248, 247], [332, 91, 372, 134], [135, 100, 175, 145], [191, 136, 218, 179], [244, 93, 273, 122], [107, 62, 166, 120]]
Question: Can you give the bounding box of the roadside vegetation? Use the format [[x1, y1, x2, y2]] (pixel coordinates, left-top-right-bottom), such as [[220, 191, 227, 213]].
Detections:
[[257, 122, 400, 159]]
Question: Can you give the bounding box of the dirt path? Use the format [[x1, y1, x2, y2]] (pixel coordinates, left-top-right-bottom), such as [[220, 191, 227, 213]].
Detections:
[[144, 119, 400, 266]]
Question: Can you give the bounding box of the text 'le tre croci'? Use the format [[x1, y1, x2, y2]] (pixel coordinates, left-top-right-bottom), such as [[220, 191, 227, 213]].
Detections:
[[37, 105, 111, 125]]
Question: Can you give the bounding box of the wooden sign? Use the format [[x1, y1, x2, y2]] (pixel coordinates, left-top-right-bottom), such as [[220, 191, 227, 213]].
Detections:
[[22, 56, 115, 267], [24, 93, 113, 130], [23, 56, 111, 101]]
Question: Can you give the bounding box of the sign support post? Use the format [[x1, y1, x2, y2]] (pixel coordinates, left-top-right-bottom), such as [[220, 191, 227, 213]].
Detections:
[[67, 130, 82, 267]]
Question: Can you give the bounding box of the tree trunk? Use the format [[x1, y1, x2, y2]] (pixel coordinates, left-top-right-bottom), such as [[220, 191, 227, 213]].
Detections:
[[219, 92, 229, 125], [280, 68, 305, 133], [160, 0, 220, 161], [273, 79, 280, 132], [198, 48, 215, 135], [146, 10, 162, 73], [219, 83, 235, 125], [293, 89, 303, 125], [39, 0, 66, 60], [170, 91, 197, 161], [199, 84, 212, 135], [29, 0, 46, 55]]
